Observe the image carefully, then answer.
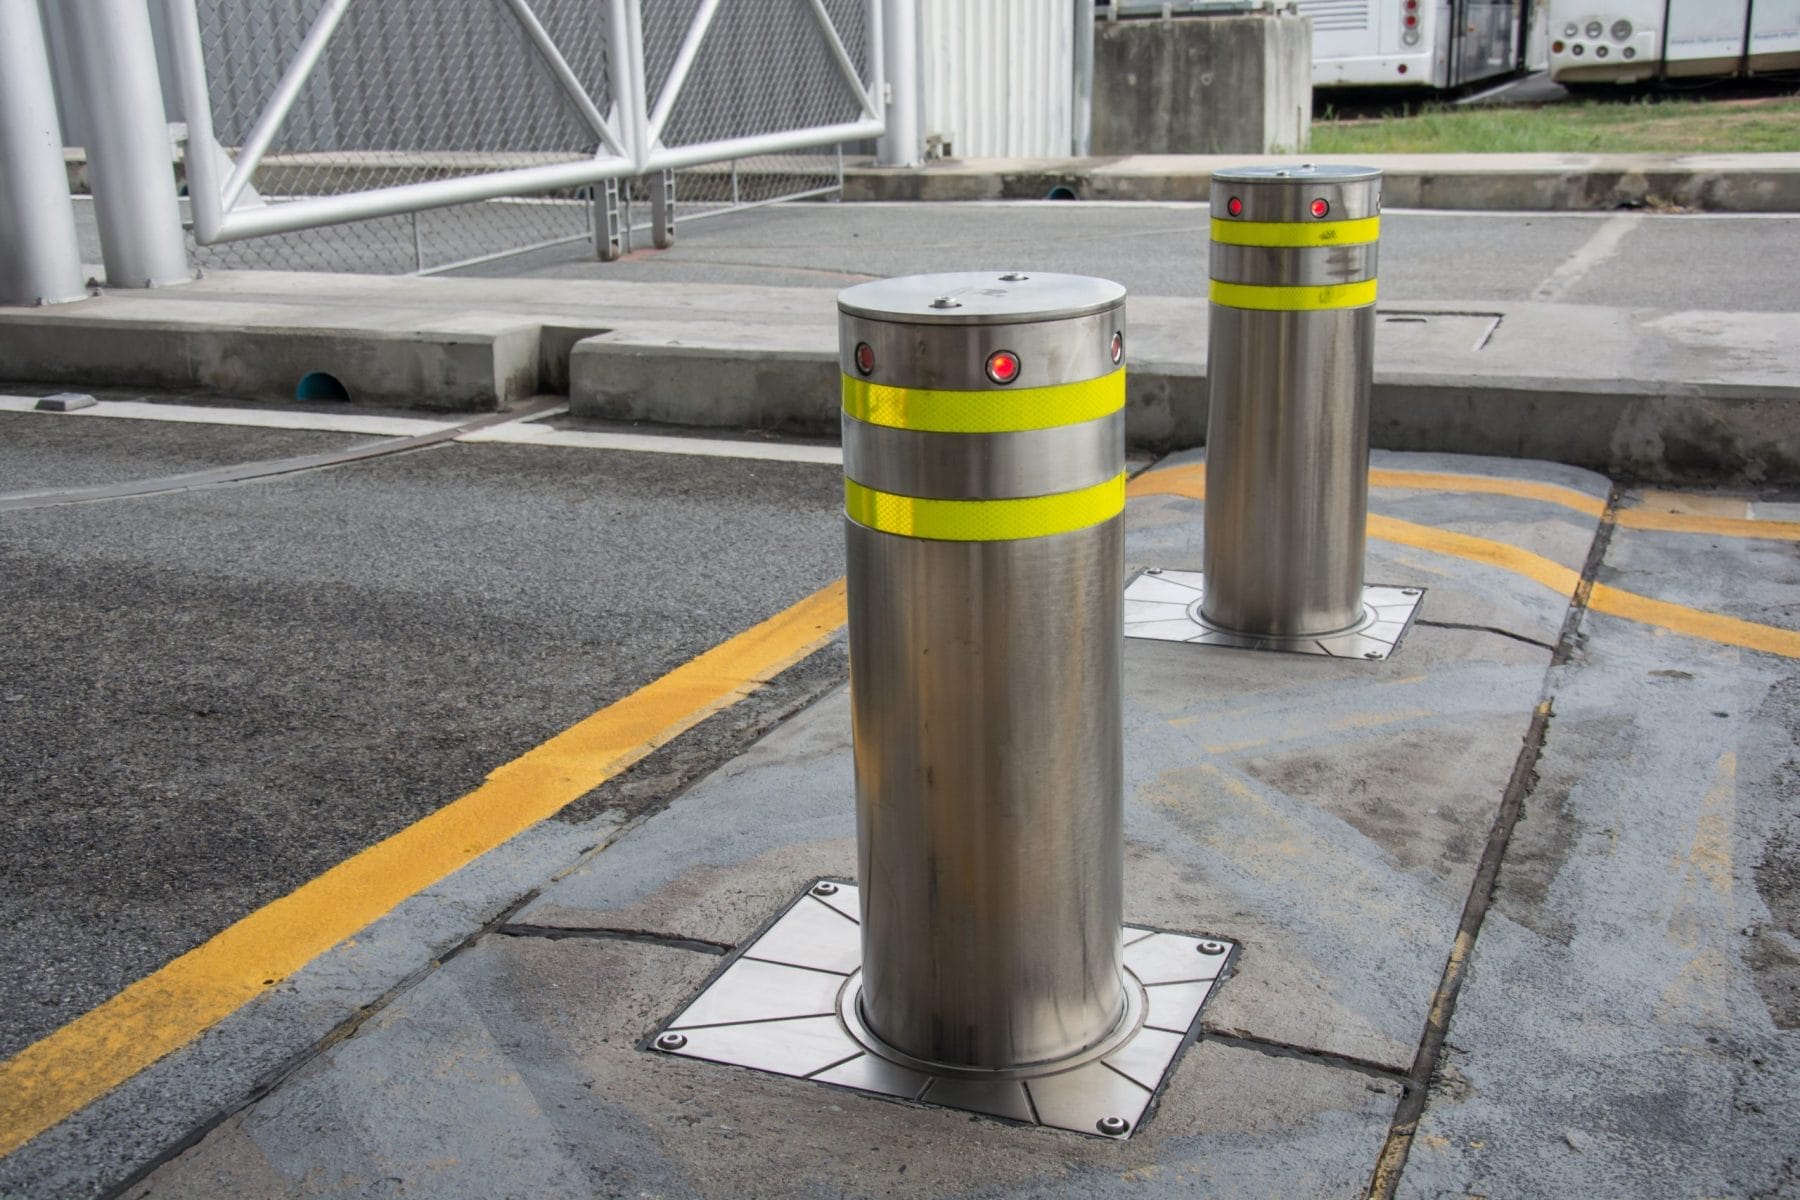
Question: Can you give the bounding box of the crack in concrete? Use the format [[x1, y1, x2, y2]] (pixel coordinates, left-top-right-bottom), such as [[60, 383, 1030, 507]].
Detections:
[[101, 889, 544, 1200], [495, 924, 733, 956], [1366, 486, 1622, 1200], [1413, 619, 1558, 652], [1204, 1031, 1413, 1088]]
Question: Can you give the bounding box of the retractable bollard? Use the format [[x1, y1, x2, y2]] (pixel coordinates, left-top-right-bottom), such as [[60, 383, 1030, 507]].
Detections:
[[1204, 164, 1379, 638], [839, 273, 1128, 1071], [653, 274, 1238, 1139], [1123, 163, 1422, 660]]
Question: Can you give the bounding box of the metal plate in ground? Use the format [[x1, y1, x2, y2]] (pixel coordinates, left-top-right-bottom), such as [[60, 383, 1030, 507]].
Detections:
[[649, 881, 1236, 1140], [1124, 569, 1424, 660]]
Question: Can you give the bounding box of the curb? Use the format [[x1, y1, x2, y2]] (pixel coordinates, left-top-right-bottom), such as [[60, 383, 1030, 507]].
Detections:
[[843, 153, 1800, 212]]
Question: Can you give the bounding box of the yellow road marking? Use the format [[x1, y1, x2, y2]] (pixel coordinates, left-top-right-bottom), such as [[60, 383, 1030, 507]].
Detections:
[[1130, 465, 1800, 659], [0, 579, 849, 1159], [1369, 466, 1800, 542]]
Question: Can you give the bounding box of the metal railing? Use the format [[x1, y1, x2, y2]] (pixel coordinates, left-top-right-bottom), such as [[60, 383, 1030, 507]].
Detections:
[[156, 0, 886, 272]]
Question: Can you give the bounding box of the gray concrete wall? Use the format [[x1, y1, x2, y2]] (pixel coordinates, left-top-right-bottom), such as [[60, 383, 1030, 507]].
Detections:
[[1090, 14, 1311, 156]]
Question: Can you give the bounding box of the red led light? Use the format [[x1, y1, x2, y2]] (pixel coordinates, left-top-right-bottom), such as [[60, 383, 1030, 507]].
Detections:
[[1404, 0, 1417, 8], [1310, 198, 1330, 218], [1110, 331, 1125, 365], [1397, 63, 1409, 73], [1226, 196, 1243, 217], [1404, 13, 1417, 25], [986, 350, 1021, 385], [854, 341, 874, 375]]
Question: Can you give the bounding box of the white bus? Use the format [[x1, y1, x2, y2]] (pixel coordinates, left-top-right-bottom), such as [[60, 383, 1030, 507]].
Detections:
[[1300, 0, 1532, 88], [1549, 0, 1800, 84]]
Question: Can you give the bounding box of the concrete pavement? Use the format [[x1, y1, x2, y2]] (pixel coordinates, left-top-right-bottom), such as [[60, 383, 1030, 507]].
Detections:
[[0, 432, 1774, 1198]]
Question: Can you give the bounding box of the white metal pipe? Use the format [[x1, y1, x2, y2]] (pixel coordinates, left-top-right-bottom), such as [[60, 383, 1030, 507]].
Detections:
[[207, 154, 636, 242], [606, 0, 650, 166], [0, 0, 86, 305], [646, 0, 722, 149], [806, 0, 879, 117], [1072, 0, 1094, 155], [159, 0, 223, 241], [220, 0, 353, 213], [644, 117, 884, 172], [57, 0, 189, 286], [499, 0, 627, 159], [876, 0, 921, 166]]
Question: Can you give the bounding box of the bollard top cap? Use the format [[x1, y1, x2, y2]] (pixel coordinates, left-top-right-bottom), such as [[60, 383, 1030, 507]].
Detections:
[[1211, 163, 1382, 184], [839, 272, 1126, 326]]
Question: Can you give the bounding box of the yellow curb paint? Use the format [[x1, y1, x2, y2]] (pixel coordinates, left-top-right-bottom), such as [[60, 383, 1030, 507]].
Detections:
[[0, 579, 849, 1159], [1129, 464, 1800, 659]]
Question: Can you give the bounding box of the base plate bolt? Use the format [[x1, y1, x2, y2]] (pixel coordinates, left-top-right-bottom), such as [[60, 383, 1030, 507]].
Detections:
[[1401, 588, 1420, 596], [1096, 1115, 1130, 1136], [812, 881, 839, 897], [655, 1032, 688, 1051], [1363, 650, 1383, 660], [1197, 941, 1226, 956]]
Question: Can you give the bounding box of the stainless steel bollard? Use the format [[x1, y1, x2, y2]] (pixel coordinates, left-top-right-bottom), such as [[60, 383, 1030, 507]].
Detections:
[[1202, 165, 1382, 638], [838, 272, 1129, 1072]]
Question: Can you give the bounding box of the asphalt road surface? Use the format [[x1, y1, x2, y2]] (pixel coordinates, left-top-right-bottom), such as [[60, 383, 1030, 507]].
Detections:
[[0, 413, 845, 1061]]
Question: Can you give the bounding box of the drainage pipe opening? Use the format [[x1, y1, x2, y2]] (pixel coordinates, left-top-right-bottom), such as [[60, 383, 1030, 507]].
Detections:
[[295, 371, 350, 403]]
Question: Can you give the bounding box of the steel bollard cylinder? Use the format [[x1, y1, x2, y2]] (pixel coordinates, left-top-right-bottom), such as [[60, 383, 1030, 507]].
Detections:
[[1202, 164, 1382, 638], [838, 272, 1128, 1072]]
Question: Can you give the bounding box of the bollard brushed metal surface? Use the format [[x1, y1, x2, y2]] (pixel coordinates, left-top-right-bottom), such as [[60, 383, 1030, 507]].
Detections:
[[1201, 304, 1375, 636], [838, 271, 1128, 1073], [847, 518, 1126, 1069], [1201, 164, 1381, 639]]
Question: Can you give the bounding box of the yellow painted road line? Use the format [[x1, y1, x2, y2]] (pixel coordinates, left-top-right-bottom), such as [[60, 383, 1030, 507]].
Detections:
[[0, 579, 849, 1159], [1370, 467, 1800, 542], [1129, 465, 1800, 659], [1367, 468, 1608, 520], [1614, 507, 1800, 541], [1149, 462, 1800, 543]]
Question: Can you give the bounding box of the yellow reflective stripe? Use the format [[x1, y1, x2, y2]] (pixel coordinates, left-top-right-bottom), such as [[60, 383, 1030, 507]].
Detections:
[[842, 369, 1124, 434], [1209, 278, 1378, 311], [846, 474, 1125, 541], [1210, 216, 1380, 247]]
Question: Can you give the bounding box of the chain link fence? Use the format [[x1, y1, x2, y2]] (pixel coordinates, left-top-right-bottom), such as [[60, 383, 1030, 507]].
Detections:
[[185, 0, 865, 274]]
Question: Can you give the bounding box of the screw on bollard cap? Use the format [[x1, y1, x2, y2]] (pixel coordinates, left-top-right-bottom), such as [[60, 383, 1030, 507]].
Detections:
[[839, 272, 1126, 326]]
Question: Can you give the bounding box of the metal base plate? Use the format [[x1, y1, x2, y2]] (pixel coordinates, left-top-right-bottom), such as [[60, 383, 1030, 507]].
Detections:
[[1123, 569, 1424, 660], [649, 880, 1235, 1140]]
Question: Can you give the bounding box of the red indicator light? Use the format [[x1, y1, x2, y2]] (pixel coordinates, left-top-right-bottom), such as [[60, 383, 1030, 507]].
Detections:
[[1226, 196, 1243, 217], [1404, 0, 1417, 8], [1398, 63, 1409, 73], [854, 342, 874, 375], [986, 350, 1021, 385], [1404, 13, 1417, 25], [1110, 331, 1125, 365], [1310, 198, 1330, 218], [1552, 39, 1564, 52]]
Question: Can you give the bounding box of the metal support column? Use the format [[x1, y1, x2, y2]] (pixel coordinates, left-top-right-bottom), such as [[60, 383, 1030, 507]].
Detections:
[[57, 0, 190, 288], [876, 0, 922, 166], [650, 169, 675, 249], [1072, 0, 1096, 156], [0, 0, 86, 305]]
